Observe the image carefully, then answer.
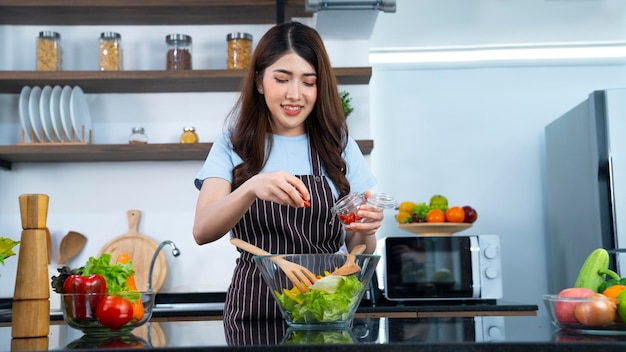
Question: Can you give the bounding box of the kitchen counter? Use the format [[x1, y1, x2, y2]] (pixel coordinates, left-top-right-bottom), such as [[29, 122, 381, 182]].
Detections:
[[1, 315, 625, 351]]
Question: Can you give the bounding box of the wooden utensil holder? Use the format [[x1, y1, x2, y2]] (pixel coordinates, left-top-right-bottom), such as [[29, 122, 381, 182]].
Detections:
[[13, 229, 50, 300], [13, 193, 51, 338], [10, 336, 49, 351], [11, 300, 50, 338], [18, 194, 48, 230]]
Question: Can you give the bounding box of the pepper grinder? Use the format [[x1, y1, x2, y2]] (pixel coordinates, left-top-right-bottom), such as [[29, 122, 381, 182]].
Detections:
[[12, 194, 50, 339]]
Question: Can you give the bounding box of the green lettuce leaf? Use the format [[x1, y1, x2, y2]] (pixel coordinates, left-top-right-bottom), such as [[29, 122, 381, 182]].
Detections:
[[79, 253, 136, 295], [0, 237, 19, 266], [276, 275, 364, 323]]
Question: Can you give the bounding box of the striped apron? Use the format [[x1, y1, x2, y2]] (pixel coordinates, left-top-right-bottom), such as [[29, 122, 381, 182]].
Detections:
[[224, 144, 343, 325]]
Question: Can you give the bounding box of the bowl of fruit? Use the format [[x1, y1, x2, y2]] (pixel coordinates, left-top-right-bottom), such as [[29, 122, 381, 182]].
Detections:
[[253, 252, 380, 330], [544, 290, 626, 335], [396, 195, 477, 236], [544, 248, 626, 335], [52, 253, 154, 336]]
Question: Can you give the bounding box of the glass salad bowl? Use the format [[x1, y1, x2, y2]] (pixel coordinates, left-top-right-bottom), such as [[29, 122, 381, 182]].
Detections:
[[253, 253, 380, 330], [61, 291, 155, 336]]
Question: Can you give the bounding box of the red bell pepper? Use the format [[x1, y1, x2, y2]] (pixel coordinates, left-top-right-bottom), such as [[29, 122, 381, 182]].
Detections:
[[63, 274, 106, 321]]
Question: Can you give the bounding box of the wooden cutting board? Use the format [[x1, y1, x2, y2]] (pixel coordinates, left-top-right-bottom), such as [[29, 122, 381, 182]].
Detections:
[[98, 209, 167, 292]]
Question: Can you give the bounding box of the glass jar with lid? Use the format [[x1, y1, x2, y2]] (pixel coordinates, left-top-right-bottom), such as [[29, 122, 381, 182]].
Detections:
[[129, 127, 148, 144], [166, 34, 192, 71], [36, 31, 62, 71], [226, 32, 252, 69], [180, 127, 198, 144], [331, 192, 398, 225], [99, 32, 122, 71]]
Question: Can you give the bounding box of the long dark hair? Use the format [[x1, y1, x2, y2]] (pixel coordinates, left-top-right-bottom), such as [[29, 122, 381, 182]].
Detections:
[[228, 21, 350, 198]]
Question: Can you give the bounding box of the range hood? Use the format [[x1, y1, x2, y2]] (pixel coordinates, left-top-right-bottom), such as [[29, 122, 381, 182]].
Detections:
[[304, 0, 396, 39]]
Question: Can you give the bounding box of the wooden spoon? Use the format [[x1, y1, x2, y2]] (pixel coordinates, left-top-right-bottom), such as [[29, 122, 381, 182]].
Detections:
[[332, 244, 366, 276], [230, 238, 318, 292], [57, 231, 87, 265]]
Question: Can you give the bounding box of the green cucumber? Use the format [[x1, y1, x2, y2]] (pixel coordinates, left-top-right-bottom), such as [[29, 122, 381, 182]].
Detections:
[[573, 248, 610, 292]]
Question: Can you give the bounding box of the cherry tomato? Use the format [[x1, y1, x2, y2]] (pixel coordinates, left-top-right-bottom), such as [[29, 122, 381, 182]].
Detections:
[[96, 295, 134, 330], [574, 293, 616, 326]]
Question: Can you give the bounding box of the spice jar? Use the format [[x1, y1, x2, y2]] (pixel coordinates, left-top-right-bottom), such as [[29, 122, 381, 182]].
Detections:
[[36, 31, 62, 71], [226, 32, 252, 69], [166, 34, 192, 71], [180, 127, 198, 144], [129, 127, 148, 144], [99, 32, 122, 71]]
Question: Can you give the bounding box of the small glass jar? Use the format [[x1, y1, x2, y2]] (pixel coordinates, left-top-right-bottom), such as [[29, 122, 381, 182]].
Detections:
[[37, 31, 62, 71], [331, 192, 398, 225], [226, 32, 252, 70], [129, 127, 148, 144], [180, 127, 198, 144], [99, 32, 122, 71], [166, 34, 192, 71]]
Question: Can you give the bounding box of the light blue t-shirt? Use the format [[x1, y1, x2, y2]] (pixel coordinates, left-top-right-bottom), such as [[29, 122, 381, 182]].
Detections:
[[194, 131, 376, 198]]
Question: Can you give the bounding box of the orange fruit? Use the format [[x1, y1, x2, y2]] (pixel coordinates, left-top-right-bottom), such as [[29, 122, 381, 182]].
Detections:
[[426, 209, 445, 223], [445, 206, 465, 223], [602, 284, 626, 302]]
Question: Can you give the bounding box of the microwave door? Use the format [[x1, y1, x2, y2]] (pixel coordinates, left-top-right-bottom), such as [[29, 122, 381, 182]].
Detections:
[[470, 237, 481, 298]]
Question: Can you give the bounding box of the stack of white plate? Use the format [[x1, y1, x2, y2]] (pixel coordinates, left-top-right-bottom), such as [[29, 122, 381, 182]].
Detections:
[[19, 85, 92, 143]]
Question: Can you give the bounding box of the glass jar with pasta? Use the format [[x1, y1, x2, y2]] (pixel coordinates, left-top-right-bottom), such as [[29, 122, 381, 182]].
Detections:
[[36, 31, 62, 71], [99, 32, 122, 71], [226, 32, 252, 70]]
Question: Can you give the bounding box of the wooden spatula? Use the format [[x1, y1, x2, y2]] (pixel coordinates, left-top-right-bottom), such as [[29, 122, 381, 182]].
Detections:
[[57, 231, 87, 265], [332, 244, 366, 276]]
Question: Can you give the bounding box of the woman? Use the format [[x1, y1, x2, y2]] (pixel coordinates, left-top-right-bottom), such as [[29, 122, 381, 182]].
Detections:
[[192, 21, 382, 321]]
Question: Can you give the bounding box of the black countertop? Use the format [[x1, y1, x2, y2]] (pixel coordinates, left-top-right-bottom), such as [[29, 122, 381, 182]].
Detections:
[[2, 316, 626, 351]]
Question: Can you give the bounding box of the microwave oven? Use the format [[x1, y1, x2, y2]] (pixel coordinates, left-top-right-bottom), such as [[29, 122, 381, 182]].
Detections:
[[377, 234, 502, 301]]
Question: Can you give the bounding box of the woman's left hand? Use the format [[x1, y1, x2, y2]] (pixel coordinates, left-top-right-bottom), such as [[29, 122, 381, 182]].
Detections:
[[346, 203, 383, 237], [344, 190, 384, 248]]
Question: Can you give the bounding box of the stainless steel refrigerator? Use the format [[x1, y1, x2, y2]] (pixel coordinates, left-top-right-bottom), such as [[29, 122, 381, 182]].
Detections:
[[545, 89, 626, 293]]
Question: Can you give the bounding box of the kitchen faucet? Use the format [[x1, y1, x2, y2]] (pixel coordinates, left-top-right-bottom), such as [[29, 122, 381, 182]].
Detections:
[[148, 240, 180, 292]]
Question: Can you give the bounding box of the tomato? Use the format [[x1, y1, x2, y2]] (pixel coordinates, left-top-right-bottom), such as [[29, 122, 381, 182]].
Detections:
[[96, 295, 134, 330], [339, 212, 361, 225], [574, 293, 616, 326]]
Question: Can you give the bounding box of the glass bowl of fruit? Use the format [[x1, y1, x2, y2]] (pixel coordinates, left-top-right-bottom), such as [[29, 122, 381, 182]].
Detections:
[[543, 290, 626, 335], [254, 253, 380, 330], [61, 290, 155, 336], [52, 253, 154, 336]]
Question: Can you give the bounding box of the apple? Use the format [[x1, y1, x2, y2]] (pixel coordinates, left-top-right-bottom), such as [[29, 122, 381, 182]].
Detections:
[[462, 205, 478, 224], [555, 288, 595, 324]]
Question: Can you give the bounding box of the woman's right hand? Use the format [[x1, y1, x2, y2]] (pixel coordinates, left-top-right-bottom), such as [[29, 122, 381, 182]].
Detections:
[[248, 171, 310, 208]]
